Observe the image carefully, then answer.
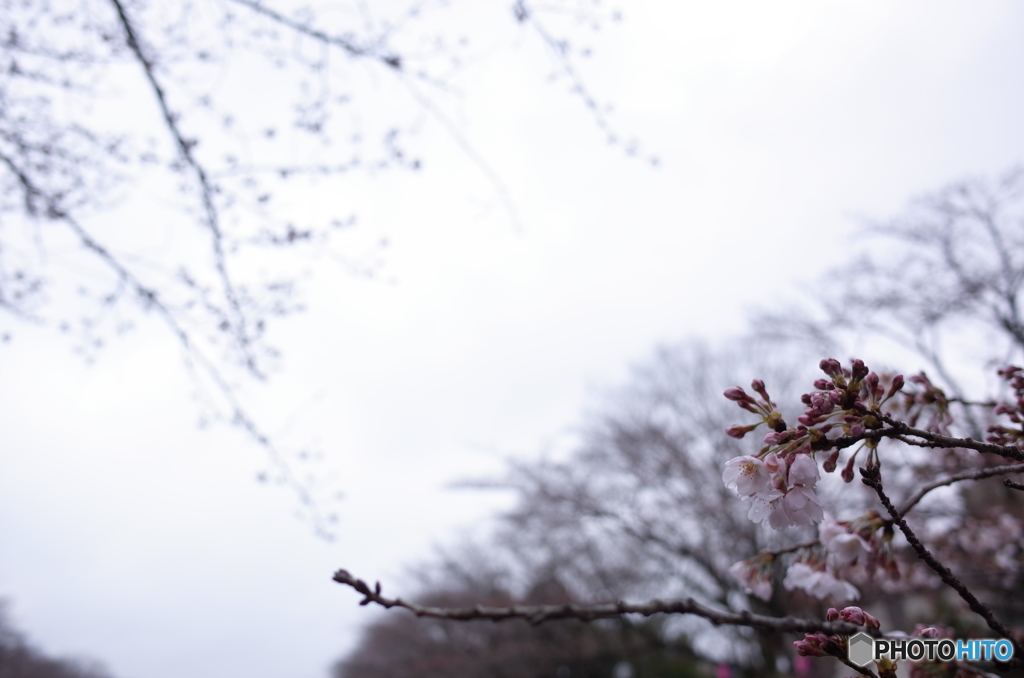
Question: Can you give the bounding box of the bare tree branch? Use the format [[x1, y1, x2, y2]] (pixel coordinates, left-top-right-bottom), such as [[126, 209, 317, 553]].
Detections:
[[898, 463, 1024, 517], [331, 568, 870, 636], [0, 146, 333, 538], [822, 409, 1024, 463], [107, 0, 260, 376]]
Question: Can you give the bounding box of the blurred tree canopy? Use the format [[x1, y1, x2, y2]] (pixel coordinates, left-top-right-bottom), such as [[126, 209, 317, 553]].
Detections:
[[333, 169, 1024, 677], [0, 602, 114, 678]]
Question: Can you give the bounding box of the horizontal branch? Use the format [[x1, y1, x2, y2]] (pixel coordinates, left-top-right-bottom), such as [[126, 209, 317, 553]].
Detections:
[[899, 463, 1024, 517], [876, 413, 1024, 462], [332, 569, 868, 636], [826, 408, 1024, 463]]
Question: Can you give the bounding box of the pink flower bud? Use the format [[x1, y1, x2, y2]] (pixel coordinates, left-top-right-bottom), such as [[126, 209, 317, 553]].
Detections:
[[864, 612, 881, 631], [917, 626, 939, 638], [793, 634, 830, 657], [849, 423, 865, 437], [750, 379, 769, 400], [887, 375, 904, 397], [851, 359, 869, 381], [825, 608, 839, 621], [726, 424, 755, 439], [839, 606, 865, 626], [724, 386, 748, 401], [822, 449, 839, 473], [841, 462, 855, 484], [820, 359, 841, 376]]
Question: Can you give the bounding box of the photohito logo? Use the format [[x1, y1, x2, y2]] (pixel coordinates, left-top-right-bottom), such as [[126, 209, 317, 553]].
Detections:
[[847, 633, 1016, 667]]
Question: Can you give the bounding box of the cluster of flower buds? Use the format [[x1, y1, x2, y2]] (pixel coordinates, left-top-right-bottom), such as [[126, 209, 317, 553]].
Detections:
[[987, 365, 1024, 446], [724, 378, 788, 438], [795, 607, 889, 678], [722, 360, 906, 528], [793, 606, 880, 656]]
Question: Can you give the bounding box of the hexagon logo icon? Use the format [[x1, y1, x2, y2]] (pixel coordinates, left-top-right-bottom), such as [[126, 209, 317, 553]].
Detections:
[[848, 632, 875, 667]]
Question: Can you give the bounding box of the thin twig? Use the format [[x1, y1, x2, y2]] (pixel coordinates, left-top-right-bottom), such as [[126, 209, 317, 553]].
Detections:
[[899, 464, 1024, 516], [1005, 478, 1024, 492], [331, 569, 869, 635], [860, 467, 1023, 665], [108, 0, 260, 376], [227, 0, 399, 66], [0, 148, 333, 538]]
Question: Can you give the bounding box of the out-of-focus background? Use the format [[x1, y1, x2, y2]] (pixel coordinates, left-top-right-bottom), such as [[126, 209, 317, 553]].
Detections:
[[2, 1, 1024, 677]]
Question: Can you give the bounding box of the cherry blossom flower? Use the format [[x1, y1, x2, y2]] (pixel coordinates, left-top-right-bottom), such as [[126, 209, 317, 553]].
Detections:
[[783, 562, 859, 601], [722, 456, 771, 497], [788, 454, 819, 488], [745, 489, 788, 529], [782, 485, 824, 526], [728, 558, 773, 601], [819, 514, 871, 566]]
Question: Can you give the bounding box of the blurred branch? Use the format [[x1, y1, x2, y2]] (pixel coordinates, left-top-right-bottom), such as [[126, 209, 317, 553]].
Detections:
[[332, 568, 868, 636], [0, 145, 333, 539], [226, 0, 402, 67], [898, 463, 1024, 517], [1005, 478, 1024, 492], [108, 0, 259, 376]]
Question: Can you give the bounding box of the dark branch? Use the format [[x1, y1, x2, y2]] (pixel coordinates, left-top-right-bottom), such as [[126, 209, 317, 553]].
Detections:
[[860, 467, 1023, 665], [825, 408, 1024, 463], [332, 568, 869, 636], [1005, 478, 1024, 492]]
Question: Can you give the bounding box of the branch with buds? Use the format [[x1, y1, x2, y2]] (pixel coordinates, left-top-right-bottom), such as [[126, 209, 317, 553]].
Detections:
[[334, 357, 1024, 675], [721, 358, 1024, 673], [331, 568, 868, 635]]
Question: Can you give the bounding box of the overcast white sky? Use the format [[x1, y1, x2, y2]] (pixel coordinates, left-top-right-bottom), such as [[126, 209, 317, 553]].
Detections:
[[4, 1, 1024, 677]]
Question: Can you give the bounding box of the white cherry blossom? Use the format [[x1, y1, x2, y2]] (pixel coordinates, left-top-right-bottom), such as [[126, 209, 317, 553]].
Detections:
[[787, 454, 819, 488], [782, 485, 824, 526], [819, 514, 871, 565], [728, 560, 773, 601], [722, 456, 771, 497], [783, 562, 859, 602]]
